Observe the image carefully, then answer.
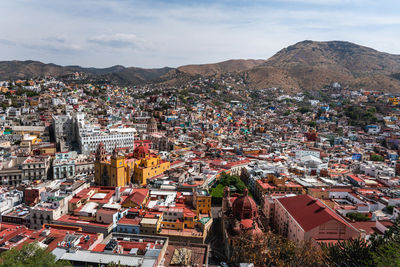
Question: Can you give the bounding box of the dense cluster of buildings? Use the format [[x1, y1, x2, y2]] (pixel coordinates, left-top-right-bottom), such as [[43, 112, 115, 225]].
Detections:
[[0, 76, 400, 266]]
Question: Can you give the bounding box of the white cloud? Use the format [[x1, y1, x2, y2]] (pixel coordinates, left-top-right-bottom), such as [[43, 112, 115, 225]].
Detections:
[[87, 33, 146, 49], [0, 0, 399, 67]]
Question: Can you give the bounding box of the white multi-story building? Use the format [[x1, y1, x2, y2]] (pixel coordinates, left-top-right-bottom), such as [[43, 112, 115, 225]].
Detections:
[[53, 151, 77, 179], [22, 156, 51, 181], [29, 194, 71, 230], [295, 149, 321, 159], [78, 128, 136, 154], [76, 119, 136, 155], [0, 189, 23, 214], [52, 98, 65, 106], [53, 151, 94, 179], [359, 162, 396, 178]]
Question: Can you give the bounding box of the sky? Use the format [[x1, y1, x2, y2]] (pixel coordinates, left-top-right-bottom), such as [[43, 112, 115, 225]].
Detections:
[[1, 0, 400, 68]]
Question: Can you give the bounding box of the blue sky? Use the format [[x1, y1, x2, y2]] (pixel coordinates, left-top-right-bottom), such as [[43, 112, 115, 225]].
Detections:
[[1, 0, 399, 68]]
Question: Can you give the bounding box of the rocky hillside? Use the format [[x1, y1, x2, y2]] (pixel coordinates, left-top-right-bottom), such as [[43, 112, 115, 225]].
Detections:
[[177, 59, 265, 76], [245, 40, 400, 92]]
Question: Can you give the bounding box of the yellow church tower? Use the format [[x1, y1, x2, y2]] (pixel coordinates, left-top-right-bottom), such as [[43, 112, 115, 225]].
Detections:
[[94, 143, 133, 187], [132, 144, 170, 185]]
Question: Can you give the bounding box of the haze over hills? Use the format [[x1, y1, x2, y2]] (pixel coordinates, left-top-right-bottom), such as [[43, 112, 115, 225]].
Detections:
[[2, 40, 400, 92]]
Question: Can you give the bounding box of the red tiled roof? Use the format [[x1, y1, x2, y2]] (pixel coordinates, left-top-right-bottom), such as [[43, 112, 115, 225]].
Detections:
[[97, 208, 117, 215], [118, 217, 141, 226], [348, 174, 364, 183], [56, 215, 111, 228], [183, 208, 196, 217], [92, 244, 106, 252], [122, 189, 149, 206], [278, 194, 352, 232], [350, 221, 382, 235], [380, 220, 394, 227]]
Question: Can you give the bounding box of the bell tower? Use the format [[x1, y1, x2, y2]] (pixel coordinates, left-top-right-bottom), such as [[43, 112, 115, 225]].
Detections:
[[95, 142, 107, 162], [110, 147, 127, 187], [95, 143, 107, 185]]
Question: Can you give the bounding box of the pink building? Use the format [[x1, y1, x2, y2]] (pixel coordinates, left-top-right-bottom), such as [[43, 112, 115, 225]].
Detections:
[[134, 140, 152, 150], [262, 193, 297, 229], [273, 194, 359, 243]]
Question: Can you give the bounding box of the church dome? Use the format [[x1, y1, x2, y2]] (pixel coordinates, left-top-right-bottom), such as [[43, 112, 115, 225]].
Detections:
[[135, 145, 148, 153], [149, 117, 157, 124], [232, 189, 258, 220], [147, 117, 158, 134], [133, 144, 149, 159]]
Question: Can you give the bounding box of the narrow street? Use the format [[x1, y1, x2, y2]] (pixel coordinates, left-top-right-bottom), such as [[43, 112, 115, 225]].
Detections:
[[207, 206, 228, 266]]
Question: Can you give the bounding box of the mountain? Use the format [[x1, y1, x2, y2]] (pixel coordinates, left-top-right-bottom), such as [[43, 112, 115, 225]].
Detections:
[[2, 41, 400, 91], [245, 40, 400, 92], [98, 67, 174, 85], [0, 60, 70, 79], [0, 59, 261, 85], [177, 59, 265, 76], [0, 60, 172, 84]]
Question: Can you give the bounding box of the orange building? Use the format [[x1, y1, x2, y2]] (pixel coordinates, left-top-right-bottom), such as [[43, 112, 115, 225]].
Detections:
[[132, 145, 170, 185], [255, 174, 305, 202], [94, 143, 170, 187], [94, 143, 135, 187]]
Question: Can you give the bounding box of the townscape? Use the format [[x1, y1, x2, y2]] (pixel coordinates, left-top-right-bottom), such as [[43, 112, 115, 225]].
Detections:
[[0, 70, 400, 266]]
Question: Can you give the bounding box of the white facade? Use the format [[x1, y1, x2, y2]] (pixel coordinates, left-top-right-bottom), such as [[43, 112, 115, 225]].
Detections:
[[76, 113, 136, 154], [79, 130, 136, 154], [359, 162, 395, 178], [295, 149, 320, 159], [29, 195, 71, 230], [22, 156, 51, 181], [0, 189, 23, 214]]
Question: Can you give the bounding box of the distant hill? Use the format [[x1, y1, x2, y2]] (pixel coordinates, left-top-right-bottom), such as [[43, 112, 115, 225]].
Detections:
[[0, 60, 172, 84], [2, 41, 400, 91], [177, 59, 265, 76], [245, 40, 400, 92], [99, 66, 174, 85]]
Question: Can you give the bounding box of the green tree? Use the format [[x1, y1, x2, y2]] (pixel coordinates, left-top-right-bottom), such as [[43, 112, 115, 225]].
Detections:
[[384, 205, 394, 214], [346, 212, 370, 221], [308, 121, 317, 127], [210, 183, 225, 198], [231, 232, 328, 266], [13, 140, 21, 146], [370, 154, 384, 162], [219, 173, 246, 194], [370, 218, 400, 250], [298, 106, 311, 114], [372, 241, 400, 267], [324, 219, 400, 267], [0, 243, 71, 267], [344, 105, 378, 127], [322, 238, 372, 266]]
